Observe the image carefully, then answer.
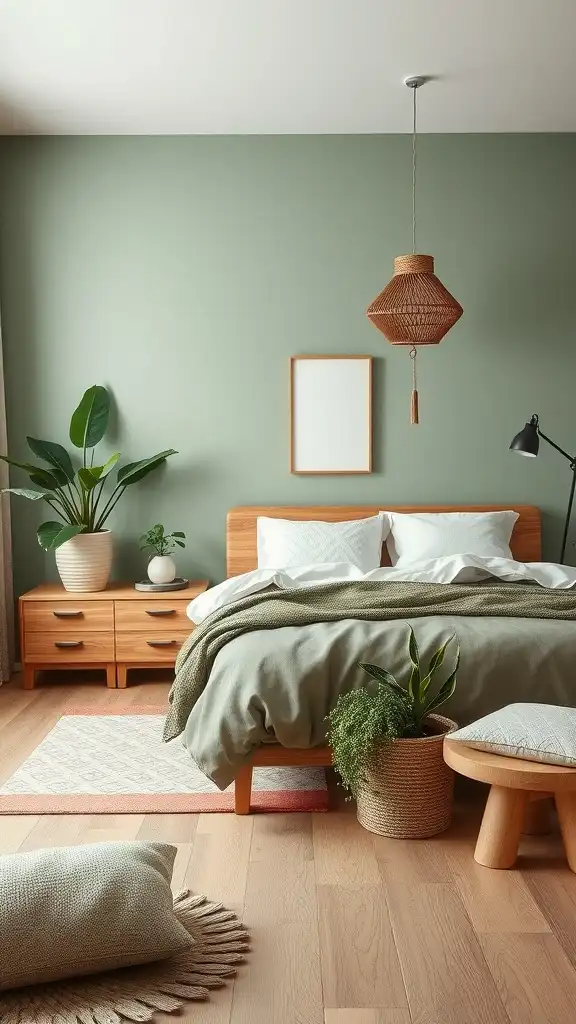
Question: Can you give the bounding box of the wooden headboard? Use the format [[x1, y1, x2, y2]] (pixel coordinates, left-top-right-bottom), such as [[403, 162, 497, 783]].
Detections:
[[226, 504, 542, 577]]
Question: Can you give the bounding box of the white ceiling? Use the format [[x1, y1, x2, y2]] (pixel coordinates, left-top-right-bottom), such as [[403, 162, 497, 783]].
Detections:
[[0, 0, 575, 135]]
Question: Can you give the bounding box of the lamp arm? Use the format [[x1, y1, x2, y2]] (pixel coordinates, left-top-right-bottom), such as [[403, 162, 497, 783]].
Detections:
[[537, 428, 576, 466], [559, 465, 576, 564]]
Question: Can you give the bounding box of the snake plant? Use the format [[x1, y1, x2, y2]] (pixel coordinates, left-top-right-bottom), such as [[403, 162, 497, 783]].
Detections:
[[327, 626, 459, 797]]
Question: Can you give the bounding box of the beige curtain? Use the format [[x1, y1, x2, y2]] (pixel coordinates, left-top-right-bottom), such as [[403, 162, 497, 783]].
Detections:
[[0, 327, 13, 682]]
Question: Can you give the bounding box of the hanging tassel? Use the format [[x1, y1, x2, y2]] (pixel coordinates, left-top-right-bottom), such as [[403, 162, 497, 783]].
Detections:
[[411, 388, 419, 425], [409, 346, 419, 425]]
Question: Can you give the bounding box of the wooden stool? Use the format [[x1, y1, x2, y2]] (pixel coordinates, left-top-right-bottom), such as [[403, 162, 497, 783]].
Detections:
[[444, 738, 576, 870]]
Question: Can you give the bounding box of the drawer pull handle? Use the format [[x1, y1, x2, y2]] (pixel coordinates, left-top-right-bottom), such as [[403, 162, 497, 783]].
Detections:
[[146, 639, 176, 647], [53, 610, 83, 618], [54, 640, 84, 648], [145, 609, 176, 616]]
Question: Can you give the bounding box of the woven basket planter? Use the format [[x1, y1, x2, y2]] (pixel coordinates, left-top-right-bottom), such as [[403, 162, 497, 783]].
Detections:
[[356, 713, 457, 839]]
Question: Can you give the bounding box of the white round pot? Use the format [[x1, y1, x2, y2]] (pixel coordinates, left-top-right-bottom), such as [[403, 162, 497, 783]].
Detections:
[[55, 530, 113, 593], [147, 555, 176, 584]]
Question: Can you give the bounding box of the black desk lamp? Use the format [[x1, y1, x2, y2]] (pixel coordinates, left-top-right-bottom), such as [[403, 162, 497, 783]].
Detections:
[[510, 414, 576, 564]]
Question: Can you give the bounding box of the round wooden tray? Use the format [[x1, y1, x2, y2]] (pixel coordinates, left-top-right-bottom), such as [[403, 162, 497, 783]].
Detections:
[[134, 577, 189, 593]]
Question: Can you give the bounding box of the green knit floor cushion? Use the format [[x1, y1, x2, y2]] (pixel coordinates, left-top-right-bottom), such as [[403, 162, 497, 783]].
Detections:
[[0, 841, 192, 990]]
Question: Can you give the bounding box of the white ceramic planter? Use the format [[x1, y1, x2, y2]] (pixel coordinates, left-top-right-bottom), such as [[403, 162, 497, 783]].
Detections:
[[55, 530, 113, 593], [147, 555, 176, 584]]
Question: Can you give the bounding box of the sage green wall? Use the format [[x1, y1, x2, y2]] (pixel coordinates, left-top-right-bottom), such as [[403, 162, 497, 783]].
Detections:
[[0, 135, 575, 596]]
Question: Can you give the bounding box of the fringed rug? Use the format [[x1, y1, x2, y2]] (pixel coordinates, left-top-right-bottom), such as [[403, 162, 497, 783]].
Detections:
[[0, 706, 328, 813], [0, 889, 250, 1023]]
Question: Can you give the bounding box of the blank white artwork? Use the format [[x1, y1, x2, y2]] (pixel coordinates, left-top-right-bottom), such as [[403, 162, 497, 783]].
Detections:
[[290, 356, 372, 473]]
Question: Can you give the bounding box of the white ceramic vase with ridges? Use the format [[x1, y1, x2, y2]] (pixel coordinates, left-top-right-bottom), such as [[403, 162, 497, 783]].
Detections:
[[55, 530, 113, 592], [147, 555, 176, 584]]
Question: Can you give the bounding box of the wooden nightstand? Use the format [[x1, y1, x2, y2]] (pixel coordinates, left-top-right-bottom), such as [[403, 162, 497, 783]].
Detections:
[[19, 580, 209, 690]]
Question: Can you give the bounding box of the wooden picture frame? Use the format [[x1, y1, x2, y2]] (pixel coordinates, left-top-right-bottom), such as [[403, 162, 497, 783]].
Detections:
[[289, 355, 373, 474]]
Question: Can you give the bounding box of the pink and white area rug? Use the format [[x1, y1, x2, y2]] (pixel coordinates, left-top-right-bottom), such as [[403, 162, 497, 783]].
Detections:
[[0, 706, 328, 814]]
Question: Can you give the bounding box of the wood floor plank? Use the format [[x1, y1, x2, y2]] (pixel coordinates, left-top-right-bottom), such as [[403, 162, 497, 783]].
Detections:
[[250, 811, 313, 862], [0, 686, 39, 729], [186, 813, 253, 915], [374, 834, 454, 884], [386, 883, 510, 1024], [78, 813, 146, 843], [62, 683, 125, 709], [18, 813, 92, 850], [480, 932, 576, 1024], [0, 814, 41, 853], [526, 868, 576, 966], [170, 842, 194, 891], [138, 813, 198, 843], [128, 678, 173, 704], [325, 1012, 411, 1024], [446, 842, 550, 933], [151, 982, 234, 1024], [230, 858, 324, 1024], [0, 689, 75, 784], [3, 677, 576, 1024], [313, 811, 380, 885], [318, 885, 407, 1010]]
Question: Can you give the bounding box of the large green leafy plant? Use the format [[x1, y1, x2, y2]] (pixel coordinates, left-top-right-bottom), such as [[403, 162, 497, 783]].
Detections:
[[1, 385, 177, 550], [327, 626, 459, 797]]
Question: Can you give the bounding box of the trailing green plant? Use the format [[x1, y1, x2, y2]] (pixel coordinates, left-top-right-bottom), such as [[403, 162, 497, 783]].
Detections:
[[0, 385, 177, 550], [139, 524, 186, 557], [327, 626, 459, 797]]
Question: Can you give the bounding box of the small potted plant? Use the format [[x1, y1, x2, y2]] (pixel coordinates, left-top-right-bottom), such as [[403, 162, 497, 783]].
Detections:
[[1, 385, 177, 592], [139, 524, 186, 584], [327, 626, 459, 839]]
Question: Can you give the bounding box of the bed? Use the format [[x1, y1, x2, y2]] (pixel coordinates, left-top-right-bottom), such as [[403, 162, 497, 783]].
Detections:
[[164, 502, 562, 813], [226, 504, 542, 812]]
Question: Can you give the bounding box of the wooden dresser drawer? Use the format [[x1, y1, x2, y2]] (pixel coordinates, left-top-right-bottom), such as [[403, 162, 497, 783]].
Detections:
[[19, 580, 208, 689], [114, 600, 191, 631], [115, 630, 190, 663], [25, 631, 114, 663], [24, 600, 114, 633]]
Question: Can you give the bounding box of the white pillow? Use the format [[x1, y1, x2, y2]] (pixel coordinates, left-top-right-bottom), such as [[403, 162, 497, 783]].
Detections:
[[257, 515, 386, 572], [382, 510, 518, 567], [449, 703, 576, 767]]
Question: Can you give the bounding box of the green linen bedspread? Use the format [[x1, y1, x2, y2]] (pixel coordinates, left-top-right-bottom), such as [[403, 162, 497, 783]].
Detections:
[[163, 580, 576, 788]]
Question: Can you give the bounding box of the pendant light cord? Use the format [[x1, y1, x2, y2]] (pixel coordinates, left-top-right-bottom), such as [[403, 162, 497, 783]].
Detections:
[[410, 345, 418, 387], [412, 83, 417, 254], [410, 84, 419, 420]]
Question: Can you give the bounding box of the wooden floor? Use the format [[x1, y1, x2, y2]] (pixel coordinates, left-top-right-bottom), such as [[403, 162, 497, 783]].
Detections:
[[2, 674, 576, 1023]]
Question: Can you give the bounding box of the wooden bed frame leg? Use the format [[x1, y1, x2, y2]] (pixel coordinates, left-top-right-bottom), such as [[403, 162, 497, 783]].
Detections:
[[235, 764, 253, 815]]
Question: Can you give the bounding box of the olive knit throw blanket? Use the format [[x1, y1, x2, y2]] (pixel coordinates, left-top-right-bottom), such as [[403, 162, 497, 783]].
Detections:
[[163, 580, 576, 742]]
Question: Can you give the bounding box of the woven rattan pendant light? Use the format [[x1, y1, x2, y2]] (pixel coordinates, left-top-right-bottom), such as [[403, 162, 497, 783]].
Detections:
[[366, 76, 463, 423]]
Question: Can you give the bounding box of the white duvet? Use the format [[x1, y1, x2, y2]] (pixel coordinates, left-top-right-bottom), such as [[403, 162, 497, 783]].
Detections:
[[188, 555, 576, 624]]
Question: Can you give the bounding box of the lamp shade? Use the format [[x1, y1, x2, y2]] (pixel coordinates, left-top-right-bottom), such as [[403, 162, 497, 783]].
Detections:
[[366, 254, 463, 345], [509, 418, 539, 457]]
